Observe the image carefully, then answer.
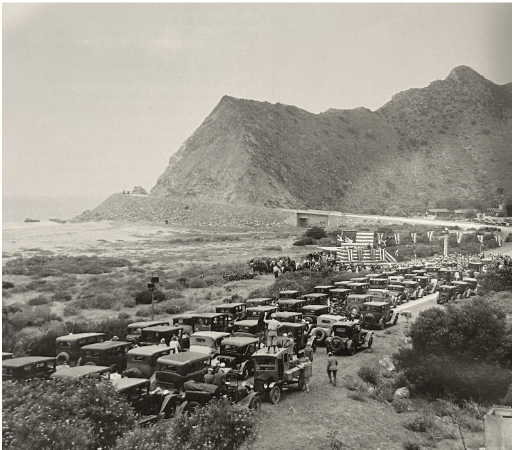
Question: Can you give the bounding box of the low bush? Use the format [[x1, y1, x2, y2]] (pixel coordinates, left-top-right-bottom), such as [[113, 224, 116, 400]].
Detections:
[[392, 399, 411, 414], [75, 293, 118, 310], [135, 290, 166, 305], [403, 413, 436, 433], [2, 281, 14, 289], [62, 305, 81, 317], [293, 237, 315, 246], [402, 442, 421, 450], [303, 226, 327, 239], [27, 296, 51, 306], [357, 364, 381, 386], [52, 291, 72, 302], [347, 391, 367, 402]]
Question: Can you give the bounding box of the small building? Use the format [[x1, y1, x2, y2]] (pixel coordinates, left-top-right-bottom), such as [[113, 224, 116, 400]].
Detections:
[[426, 209, 451, 218], [485, 406, 512, 450]]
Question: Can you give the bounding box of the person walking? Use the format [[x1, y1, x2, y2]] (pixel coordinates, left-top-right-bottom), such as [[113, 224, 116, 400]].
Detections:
[[300, 357, 313, 393], [273, 265, 279, 279], [304, 342, 314, 362], [169, 335, 182, 353], [327, 352, 338, 386], [264, 312, 283, 353]]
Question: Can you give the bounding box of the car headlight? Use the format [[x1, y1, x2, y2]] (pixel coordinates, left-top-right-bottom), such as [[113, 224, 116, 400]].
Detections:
[[162, 390, 169, 395], [264, 383, 268, 389], [249, 384, 254, 389]]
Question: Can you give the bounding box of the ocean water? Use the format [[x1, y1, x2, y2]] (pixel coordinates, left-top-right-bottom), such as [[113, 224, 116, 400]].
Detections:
[[2, 195, 106, 223]]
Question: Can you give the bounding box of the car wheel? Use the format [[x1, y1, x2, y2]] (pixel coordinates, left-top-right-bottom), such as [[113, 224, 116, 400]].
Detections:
[[330, 337, 343, 353], [184, 401, 201, 416], [367, 337, 373, 349], [314, 328, 327, 344], [346, 341, 356, 356], [242, 365, 250, 380], [249, 396, 262, 411], [269, 386, 281, 404]]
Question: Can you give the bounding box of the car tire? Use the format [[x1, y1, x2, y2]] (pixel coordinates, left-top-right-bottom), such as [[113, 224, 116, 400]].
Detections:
[[242, 365, 250, 380], [249, 396, 262, 411], [269, 386, 281, 404], [330, 337, 343, 352], [314, 328, 327, 344], [393, 315, 398, 325], [57, 352, 70, 365], [184, 401, 201, 416]]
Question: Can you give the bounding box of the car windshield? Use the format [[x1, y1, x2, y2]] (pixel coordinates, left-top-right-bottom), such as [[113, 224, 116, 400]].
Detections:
[[221, 344, 244, 354], [363, 305, 380, 311], [334, 327, 350, 337], [254, 357, 276, 370]]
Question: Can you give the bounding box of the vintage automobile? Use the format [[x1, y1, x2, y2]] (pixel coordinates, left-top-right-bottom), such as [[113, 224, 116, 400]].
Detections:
[[190, 313, 230, 333], [369, 278, 388, 289], [55, 332, 106, 364], [451, 281, 472, 299], [273, 311, 303, 324], [404, 273, 417, 280], [325, 320, 374, 356], [214, 303, 247, 322], [300, 305, 331, 326], [252, 347, 307, 404], [349, 277, 369, 284], [126, 345, 173, 378], [50, 365, 112, 380], [153, 352, 213, 392], [402, 280, 422, 300], [345, 294, 372, 318], [277, 298, 308, 313], [126, 321, 170, 344], [214, 336, 260, 379], [438, 268, 459, 283], [188, 331, 230, 357], [231, 319, 260, 338], [79, 340, 132, 371], [245, 298, 273, 308], [3, 356, 56, 381], [366, 289, 395, 307], [346, 282, 369, 294], [246, 305, 279, 320], [173, 379, 262, 415], [388, 275, 405, 285], [171, 314, 196, 336], [425, 265, 441, 277], [396, 267, 413, 275], [381, 270, 398, 278], [278, 290, 302, 300], [276, 322, 316, 355], [302, 293, 329, 306], [329, 288, 352, 315], [139, 326, 189, 350], [2, 352, 14, 360], [468, 261, 485, 273], [387, 284, 408, 304], [310, 314, 346, 346], [412, 269, 427, 276], [333, 280, 354, 289], [361, 302, 398, 330], [437, 285, 458, 305], [413, 276, 435, 295], [463, 277, 478, 294], [313, 285, 335, 295]]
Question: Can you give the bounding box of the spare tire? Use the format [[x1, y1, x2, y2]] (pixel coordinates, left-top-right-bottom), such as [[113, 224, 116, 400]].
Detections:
[[314, 328, 327, 344], [440, 293, 448, 303], [364, 313, 375, 326], [330, 337, 343, 351], [350, 305, 360, 317], [56, 352, 70, 365]]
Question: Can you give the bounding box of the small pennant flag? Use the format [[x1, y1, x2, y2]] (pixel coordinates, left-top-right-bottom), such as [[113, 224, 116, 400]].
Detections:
[[456, 232, 463, 244], [337, 235, 343, 242], [410, 232, 417, 244], [394, 233, 400, 245], [427, 231, 434, 242], [477, 234, 484, 244]]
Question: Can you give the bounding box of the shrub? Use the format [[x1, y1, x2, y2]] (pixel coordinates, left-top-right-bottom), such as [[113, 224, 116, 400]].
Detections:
[[2, 281, 14, 289], [402, 442, 421, 450], [135, 290, 166, 305], [478, 265, 512, 295], [293, 237, 315, 246], [393, 399, 411, 414], [403, 413, 436, 432], [75, 293, 118, 310], [357, 365, 381, 385], [347, 391, 367, 402], [303, 226, 327, 239], [27, 296, 51, 306], [63, 305, 80, 317], [52, 292, 72, 302]]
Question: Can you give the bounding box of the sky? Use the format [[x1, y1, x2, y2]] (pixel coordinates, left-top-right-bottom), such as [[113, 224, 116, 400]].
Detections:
[[3, 3, 512, 199]]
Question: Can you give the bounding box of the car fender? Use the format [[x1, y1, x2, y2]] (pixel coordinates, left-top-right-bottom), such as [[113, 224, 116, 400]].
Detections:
[[345, 339, 352, 349], [238, 391, 260, 407], [158, 393, 181, 416], [268, 381, 277, 389], [175, 400, 189, 416], [364, 331, 374, 344]]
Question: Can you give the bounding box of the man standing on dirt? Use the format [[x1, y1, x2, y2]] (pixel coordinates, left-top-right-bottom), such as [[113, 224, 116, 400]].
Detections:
[[264, 312, 283, 353], [299, 356, 313, 393], [273, 265, 279, 278], [327, 352, 338, 386], [304, 342, 314, 362]]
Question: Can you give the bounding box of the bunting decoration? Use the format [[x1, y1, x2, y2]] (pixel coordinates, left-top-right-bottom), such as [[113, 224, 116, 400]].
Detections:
[[357, 247, 363, 261], [410, 233, 417, 244], [427, 231, 434, 242], [337, 235, 343, 242], [347, 247, 354, 261], [395, 247, 399, 256], [394, 233, 400, 245]]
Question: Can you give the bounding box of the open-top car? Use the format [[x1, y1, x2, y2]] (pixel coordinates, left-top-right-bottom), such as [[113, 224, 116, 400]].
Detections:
[[214, 336, 260, 379], [245, 298, 273, 308], [3, 356, 56, 381], [140, 326, 189, 349], [214, 303, 247, 322], [310, 314, 346, 346], [231, 320, 260, 338], [188, 331, 231, 357], [252, 347, 306, 404], [273, 311, 303, 324], [302, 293, 329, 305], [361, 302, 398, 330], [325, 320, 374, 356], [300, 305, 331, 326], [345, 294, 372, 318], [402, 280, 422, 300], [126, 321, 170, 344], [387, 284, 408, 304], [278, 298, 308, 312], [437, 285, 458, 305], [79, 340, 132, 371]]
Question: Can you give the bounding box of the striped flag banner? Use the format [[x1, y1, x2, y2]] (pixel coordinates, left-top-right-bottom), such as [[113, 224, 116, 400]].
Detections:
[[410, 233, 417, 244], [394, 233, 400, 245], [456, 232, 463, 244], [477, 234, 484, 244], [347, 248, 353, 261], [427, 231, 434, 242], [357, 248, 363, 261]]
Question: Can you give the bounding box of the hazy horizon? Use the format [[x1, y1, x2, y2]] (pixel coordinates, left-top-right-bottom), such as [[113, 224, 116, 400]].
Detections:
[[3, 3, 512, 199]]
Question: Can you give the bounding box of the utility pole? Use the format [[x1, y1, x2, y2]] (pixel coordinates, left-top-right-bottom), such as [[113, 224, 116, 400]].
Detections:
[[148, 275, 160, 321], [444, 228, 449, 257]]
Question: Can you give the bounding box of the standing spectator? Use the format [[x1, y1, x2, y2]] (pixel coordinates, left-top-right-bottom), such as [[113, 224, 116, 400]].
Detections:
[[159, 338, 168, 346], [273, 265, 279, 279], [169, 335, 181, 353], [204, 367, 214, 384], [327, 352, 338, 386], [264, 312, 283, 353], [213, 365, 227, 394], [281, 333, 294, 359], [257, 311, 266, 347], [299, 357, 313, 393], [304, 342, 314, 362]]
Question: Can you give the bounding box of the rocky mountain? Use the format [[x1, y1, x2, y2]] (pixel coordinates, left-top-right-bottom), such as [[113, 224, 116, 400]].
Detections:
[[79, 66, 512, 224]]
